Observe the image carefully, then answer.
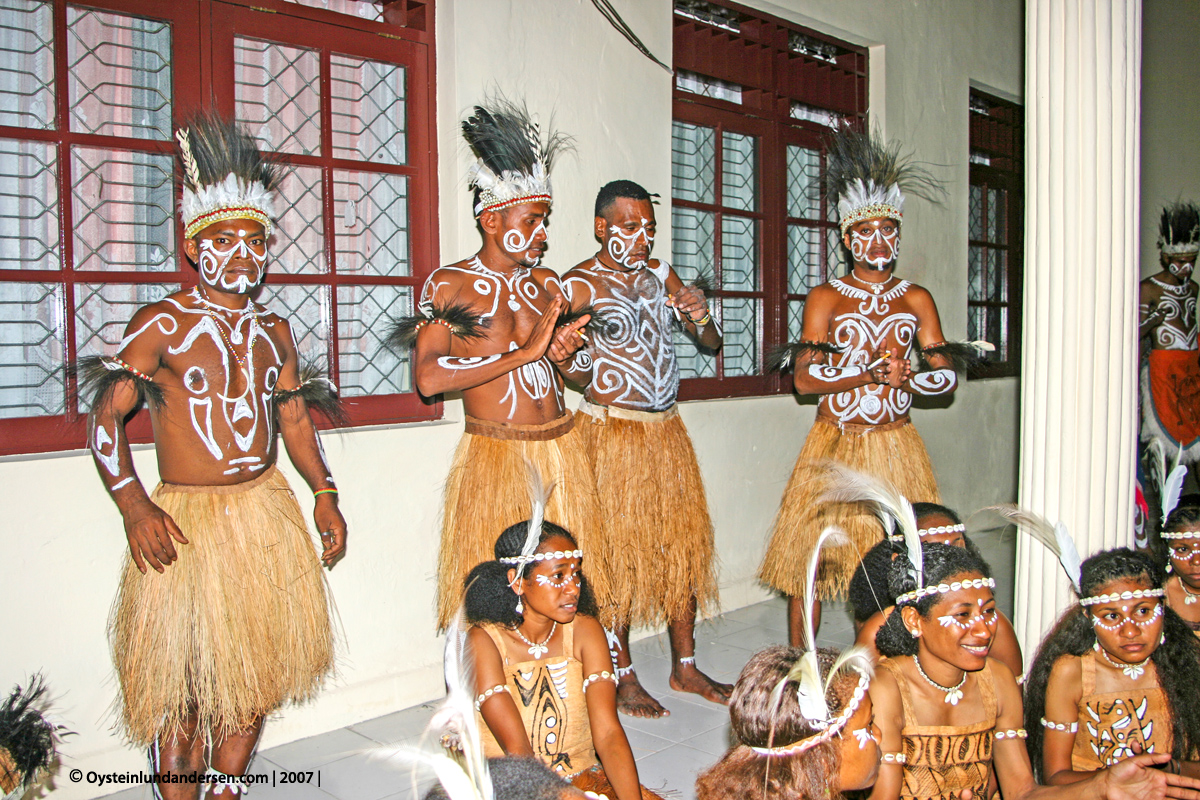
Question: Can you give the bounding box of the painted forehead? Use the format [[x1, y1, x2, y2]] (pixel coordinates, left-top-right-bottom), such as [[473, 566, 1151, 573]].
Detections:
[[194, 218, 267, 238]]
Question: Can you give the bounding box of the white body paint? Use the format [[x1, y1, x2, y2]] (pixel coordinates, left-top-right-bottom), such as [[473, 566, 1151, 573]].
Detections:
[[502, 221, 546, 267], [911, 368, 957, 396], [850, 227, 900, 269], [821, 279, 916, 424], [1148, 277, 1198, 350], [198, 239, 268, 294], [562, 259, 681, 411], [606, 218, 653, 270]]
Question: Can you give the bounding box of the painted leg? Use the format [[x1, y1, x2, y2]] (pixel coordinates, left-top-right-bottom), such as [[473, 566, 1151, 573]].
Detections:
[[152, 714, 205, 800], [611, 626, 669, 718], [667, 596, 732, 705], [205, 716, 265, 796], [787, 595, 820, 647]]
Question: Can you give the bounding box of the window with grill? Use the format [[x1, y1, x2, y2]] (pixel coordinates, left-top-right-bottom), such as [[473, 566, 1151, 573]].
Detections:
[[671, 0, 867, 400], [0, 0, 437, 456], [967, 89, 1023, 379]]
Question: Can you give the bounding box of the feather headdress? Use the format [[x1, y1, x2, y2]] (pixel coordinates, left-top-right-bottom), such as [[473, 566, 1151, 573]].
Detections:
[[1157, 202, 1200, 257], [826, 124, 944, 235], [462, 97, 572, 217], [0, 675, 66, 798], [176, 115, 282, 239], [978, 505, 1082, 591]]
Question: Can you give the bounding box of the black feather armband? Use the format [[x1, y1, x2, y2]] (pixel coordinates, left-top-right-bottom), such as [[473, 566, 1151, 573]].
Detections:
[[274, 360, 347, 426], [558, 304, 617, 338], [384, 302, 490, 352], [764, 340, 845, 373], [73, 355, 165, 412], [916, 340, 995, 372]]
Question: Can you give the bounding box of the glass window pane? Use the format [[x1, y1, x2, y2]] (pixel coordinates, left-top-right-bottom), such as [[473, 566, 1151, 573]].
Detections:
[[272, 165, 325, 274], [0, 138, 59, 271], [671, 207, 714, 285], [989, 187, 1006, 244], [337, 284, 411, 396], [968, 183, 983, 241], [673, 332, 716, 380], [718, 296, 758, 376], [721, 215, 757, 291], [331, 53, 406, 165], [257, 283, 329, 361], [71, 147, 175, 272], [334, 170, 409, 276], [671, 121, 715, 205], [991, 249, 1006, 302], [0, 281, 64, 418], [787, 224, 822, 294], [0, 0, 55, 130], [236, 38, 321, 156], [786, 145, 820, 219], [788, 299, 806, 342], [968, 246, 984, 301], [968, 304, 984, 345], [280, 0, 384, 20], [827, 228, 845, 277], [721, 131, 756, 212], [67, 7, 172, 140]]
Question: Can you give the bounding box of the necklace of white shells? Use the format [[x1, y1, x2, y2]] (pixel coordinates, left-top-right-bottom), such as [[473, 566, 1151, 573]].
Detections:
[[1089, 601, 1164, 680], [913, 655, 967, 705], [514, 621, 557, 659]]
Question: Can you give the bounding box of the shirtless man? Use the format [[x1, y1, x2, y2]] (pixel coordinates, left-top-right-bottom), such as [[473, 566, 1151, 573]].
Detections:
[[562, 180, 729, 716], [405, 100, 599, 630], [759, 126, 956, 645], [85, 118, 343, 799], [1139, 203, 1200, 480]]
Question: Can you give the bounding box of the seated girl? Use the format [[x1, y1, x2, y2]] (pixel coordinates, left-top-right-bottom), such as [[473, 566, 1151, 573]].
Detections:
[[463, 513, 653, 800], [870, 541, 1199, 800], [1159, 497, 1200, 635], [694, 645, 879, 800], [1024, 548, 1200, 783], [849, 502, 1023, 676]]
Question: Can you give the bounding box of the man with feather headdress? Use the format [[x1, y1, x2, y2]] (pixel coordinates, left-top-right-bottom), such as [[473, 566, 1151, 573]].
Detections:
[[759, 125, 973, 645], [81, 116, 343, 798], [391, 98, 599, 631], [1139, 202, 1200, 467]]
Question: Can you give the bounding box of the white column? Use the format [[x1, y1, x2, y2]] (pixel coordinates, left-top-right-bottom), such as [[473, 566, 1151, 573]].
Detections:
[[1015, 0, 1142, 654]]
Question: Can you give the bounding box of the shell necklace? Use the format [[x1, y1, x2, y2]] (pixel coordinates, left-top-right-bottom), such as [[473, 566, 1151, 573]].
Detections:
[[913, 655, 966, 705], [514, 621, 557, 659]]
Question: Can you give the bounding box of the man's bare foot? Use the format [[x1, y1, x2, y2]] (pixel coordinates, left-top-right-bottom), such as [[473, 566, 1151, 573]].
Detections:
[[669, 662, 733, 706], [616, 674, 669, 718]]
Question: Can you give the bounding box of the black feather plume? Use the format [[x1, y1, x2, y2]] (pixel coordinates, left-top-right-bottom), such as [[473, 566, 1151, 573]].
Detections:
[[274, 360, 347, 426], [0, 675, 62, 792], [177, 112, 282, 195], [1158, 202, 1200, 250], [73, 355, 165, 412], [559, 304, 617, 338], [384, 303, 490, 352], [826, 123, 945, 209], [765, 340, 845, 373], [689, 272, 714, 294], [916, 340, 994, 372], [461, 96, 572, 180]]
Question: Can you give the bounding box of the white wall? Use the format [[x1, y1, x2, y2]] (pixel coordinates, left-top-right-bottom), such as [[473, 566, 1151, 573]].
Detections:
[[0, 1, 1023, 796], [1139, 0, 1200, 276]]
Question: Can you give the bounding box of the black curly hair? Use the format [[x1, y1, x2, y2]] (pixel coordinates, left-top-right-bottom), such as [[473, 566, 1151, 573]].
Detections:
[[1023, 547, 1200, 779], [875, 542, 992, 658], [847, 503, 986, 623], [423, 756, 572, 800], [463, 519, 598, 627], [695, 646, 863, 800], [595, 179, 652, 219]]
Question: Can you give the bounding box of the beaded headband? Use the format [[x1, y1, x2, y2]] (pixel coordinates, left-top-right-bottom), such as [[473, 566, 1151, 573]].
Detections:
[[175, 121, 279, 241], [749, 667, 870, 758], [1162, 530, 1200, 540], [896, 577, 995, 606], [1079, 587, 1164, 608], [889, 523, 966, 542], [839, 201, 902, 235], [498, 548, 582, 566]]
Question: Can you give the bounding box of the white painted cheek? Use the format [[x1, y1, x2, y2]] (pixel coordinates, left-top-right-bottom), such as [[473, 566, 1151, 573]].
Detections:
[[850, 230, 875, 261]]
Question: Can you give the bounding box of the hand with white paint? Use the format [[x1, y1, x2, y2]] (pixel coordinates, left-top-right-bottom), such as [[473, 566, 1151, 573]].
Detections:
[[547, 310, 591, 365], [878, 348, 912, 389]]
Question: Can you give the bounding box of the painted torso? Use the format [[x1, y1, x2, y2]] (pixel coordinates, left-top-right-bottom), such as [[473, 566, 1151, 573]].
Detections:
[[562, 260, 679, 411], [100, 288, 293, 486], [1143, 276, 1198, 351], [817, 278, 918, 425], [420, 257, 568, 424]]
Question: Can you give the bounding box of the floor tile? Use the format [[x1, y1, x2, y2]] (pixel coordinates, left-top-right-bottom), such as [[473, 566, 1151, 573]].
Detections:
[[634, 743, 717, 800], [716, 622, 786, 652], [262, 726, 377, 771], [623, 725, 677, 757], [315, 750, 414, 800], [679, 723, 736, 757], [349, 703, 438, 745]]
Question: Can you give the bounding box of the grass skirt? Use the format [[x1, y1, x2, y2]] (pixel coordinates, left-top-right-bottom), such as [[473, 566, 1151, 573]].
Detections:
[[436, 416, 605, 630], [110, 466, 334, 746], [758, 417, 940, 598], [575, 402, 718, 628], [571, 764, 666, 800]]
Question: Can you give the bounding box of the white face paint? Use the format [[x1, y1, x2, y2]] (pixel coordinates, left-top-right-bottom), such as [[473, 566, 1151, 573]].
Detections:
[[850, 226, 900, 269], [197, 238, 268, 294], [852, 726, 878, 749], [502, 220, 547, 266], [1168, 257, 1195, 279], [606, 217, 654, 269], [1091, 601, 1163, 631], [535, 570, 581, 589]]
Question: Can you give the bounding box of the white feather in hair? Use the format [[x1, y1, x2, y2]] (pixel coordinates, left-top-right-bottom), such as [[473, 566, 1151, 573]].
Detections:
[[818, 461, 921, 588], [517, 461, 555, 563], [980, 505, 1081, 591]]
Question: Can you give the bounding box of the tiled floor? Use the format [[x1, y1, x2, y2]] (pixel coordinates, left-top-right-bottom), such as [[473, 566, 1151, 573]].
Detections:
[[100, 596, 858, 800]]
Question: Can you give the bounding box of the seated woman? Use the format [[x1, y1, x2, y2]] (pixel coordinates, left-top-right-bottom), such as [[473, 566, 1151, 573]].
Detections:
[[1159, 497, 1200, 635], [694, 645, 879, 800], [463, 510, 653, 800], [1024, 548, 1200, 783], [869, 538, 1199, 800], [849, 502, 1023, 677]]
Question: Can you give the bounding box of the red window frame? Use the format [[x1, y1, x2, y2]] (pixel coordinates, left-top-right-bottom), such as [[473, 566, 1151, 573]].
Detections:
[[0, 0, 438, 456], [671, 0, 867, 401]]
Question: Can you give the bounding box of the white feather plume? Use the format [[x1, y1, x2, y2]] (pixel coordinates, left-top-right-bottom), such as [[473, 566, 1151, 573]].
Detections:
[[1162, 445, 1187, 524], [517, 460, 555, 563], [825, 645, 875, 692], [818, 461, 921, 588], [980, 505, 1081, 590]]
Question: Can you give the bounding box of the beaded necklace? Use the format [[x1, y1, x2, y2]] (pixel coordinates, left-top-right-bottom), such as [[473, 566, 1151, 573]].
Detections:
[[514, 621, 557, 659], [913, 655, 966, 705]]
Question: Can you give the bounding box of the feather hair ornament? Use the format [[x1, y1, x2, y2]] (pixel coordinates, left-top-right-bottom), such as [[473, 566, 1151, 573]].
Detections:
[[273, 358, 347, 426], [462, 96, 573, 217], [917, 340, 995, 372], [1157, 202, 1200, 256], [73, 354, 165, 413], [0, 675, 66, 797], [1148, 438, 1188, 525], [175, 114, 282, 239], [979, 505, 1082, 591], [826, 123, 945, 235], [497, 462, 557, 582], [817, 462, 922, 589], [764, 340, 845, 373], [384, 303, 491, 351]]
